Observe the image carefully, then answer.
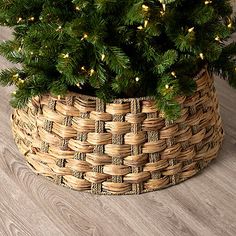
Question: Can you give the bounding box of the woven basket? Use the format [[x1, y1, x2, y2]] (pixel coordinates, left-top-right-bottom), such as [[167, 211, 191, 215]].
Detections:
[[11, 68, 224, 195]]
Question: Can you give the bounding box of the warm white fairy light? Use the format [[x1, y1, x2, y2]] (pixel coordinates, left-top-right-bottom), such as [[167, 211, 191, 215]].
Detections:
[[205, 0, 212, 5], [135, 77, 140, 82], [19, 79, 25, 84], [89, 69, 95, 76], [17, 17, 23, 23], [215, 36, 220, 42], [160, 10, 165, 16], [188, 27, 195, 33], [101, 54, 105, 61], [162, 4, 166, 11], [227, 17, 233, 28], [171, 71, 177, 78], [13, 73, 19, 79], [62, 53, 69, 59], [142, 5, 149, 12], [199, 53, 204, 60], [81, 33, 88, 40], [56, 25, 62, 31], [227, 22, 232, 28], [144, 20, 148, 28]]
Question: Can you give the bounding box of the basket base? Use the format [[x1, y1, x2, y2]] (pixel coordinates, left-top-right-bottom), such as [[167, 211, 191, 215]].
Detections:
[[11, 69, 224, 195]]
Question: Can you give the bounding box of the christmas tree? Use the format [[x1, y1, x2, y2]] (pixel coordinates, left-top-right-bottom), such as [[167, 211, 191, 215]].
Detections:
[[0, 0, 235, 119]]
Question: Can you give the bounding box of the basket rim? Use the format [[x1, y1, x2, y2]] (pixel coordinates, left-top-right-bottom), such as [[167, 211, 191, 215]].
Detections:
[[42, 68, 207, 103]]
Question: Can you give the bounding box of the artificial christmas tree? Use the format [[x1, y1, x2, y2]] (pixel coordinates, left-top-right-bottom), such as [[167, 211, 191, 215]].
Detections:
[[0, 0, 235, 194]]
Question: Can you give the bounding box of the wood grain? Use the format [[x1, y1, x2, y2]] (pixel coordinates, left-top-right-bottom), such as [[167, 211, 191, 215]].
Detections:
[[0, 14, 236, 236]]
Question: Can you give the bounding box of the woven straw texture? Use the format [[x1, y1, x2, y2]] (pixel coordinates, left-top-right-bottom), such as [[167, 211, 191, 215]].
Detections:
[[11, 69, 224, 195]]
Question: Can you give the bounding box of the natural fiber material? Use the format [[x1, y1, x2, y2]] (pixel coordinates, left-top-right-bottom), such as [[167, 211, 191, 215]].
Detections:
[[11, 69, 224, 195]]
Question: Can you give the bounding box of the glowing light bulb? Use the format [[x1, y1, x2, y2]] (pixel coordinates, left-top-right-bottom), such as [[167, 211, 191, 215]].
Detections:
[[81, 33, 88, 40], [62, 53, 69, 59], [144, 20, 148, 28], [13, 73, 19, 79], [171, 71, 177, 78], [215, 36, 220, 41], [199, 53, 204, 60], [101, 54, 105, 61], [56, 25, 62, 31], [228, 22, 232, 28], [142, 5, 149, 11], [205, 0, 212, 5], [188, 27, 194, 33], [17, 17, 22, 23], [162, 4, 166, 11], [90, 69, 95, 76]]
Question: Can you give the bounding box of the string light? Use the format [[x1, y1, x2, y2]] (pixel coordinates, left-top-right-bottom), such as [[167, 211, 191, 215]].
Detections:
[[165, 84, 170, 89], [30, 51, 34, 55], [135, 77, 140, 82], [227, 17, 232, 28], [137, 25, 143, 30], [13, 73, 19, 80], [62, 53, 69, 59], [215, 36, 221, 42], [12, 91, 17, 95], [56, 25, 62, 31], [171, 71, 177, 78], [81, 33, 88, 40], [162, 4, 166, 12], [144, 20, 148, 28], [76, 6, 80, 11], [199, 53, 204, 60], [142, 5, 149, 12], [188, 27, 195, 33], [81, 66, 86, 71], [160, 10, 165, 16], [17, 17, 23, 23], [28, 16, 35, 21], [89, 69, 95, 76], [76, 82, 82, 88], [18, 79, 24, 84], [227, 22, 232, 28], [205, 0, 212, 5], [101, 54, 105, 61]]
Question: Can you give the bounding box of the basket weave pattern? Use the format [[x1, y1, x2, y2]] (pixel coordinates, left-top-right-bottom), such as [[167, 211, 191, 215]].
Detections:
[[11, 69, 224, 195]]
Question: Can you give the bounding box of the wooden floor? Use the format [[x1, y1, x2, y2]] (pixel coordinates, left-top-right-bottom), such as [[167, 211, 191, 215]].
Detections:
[[0, 24, 236, 236]]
